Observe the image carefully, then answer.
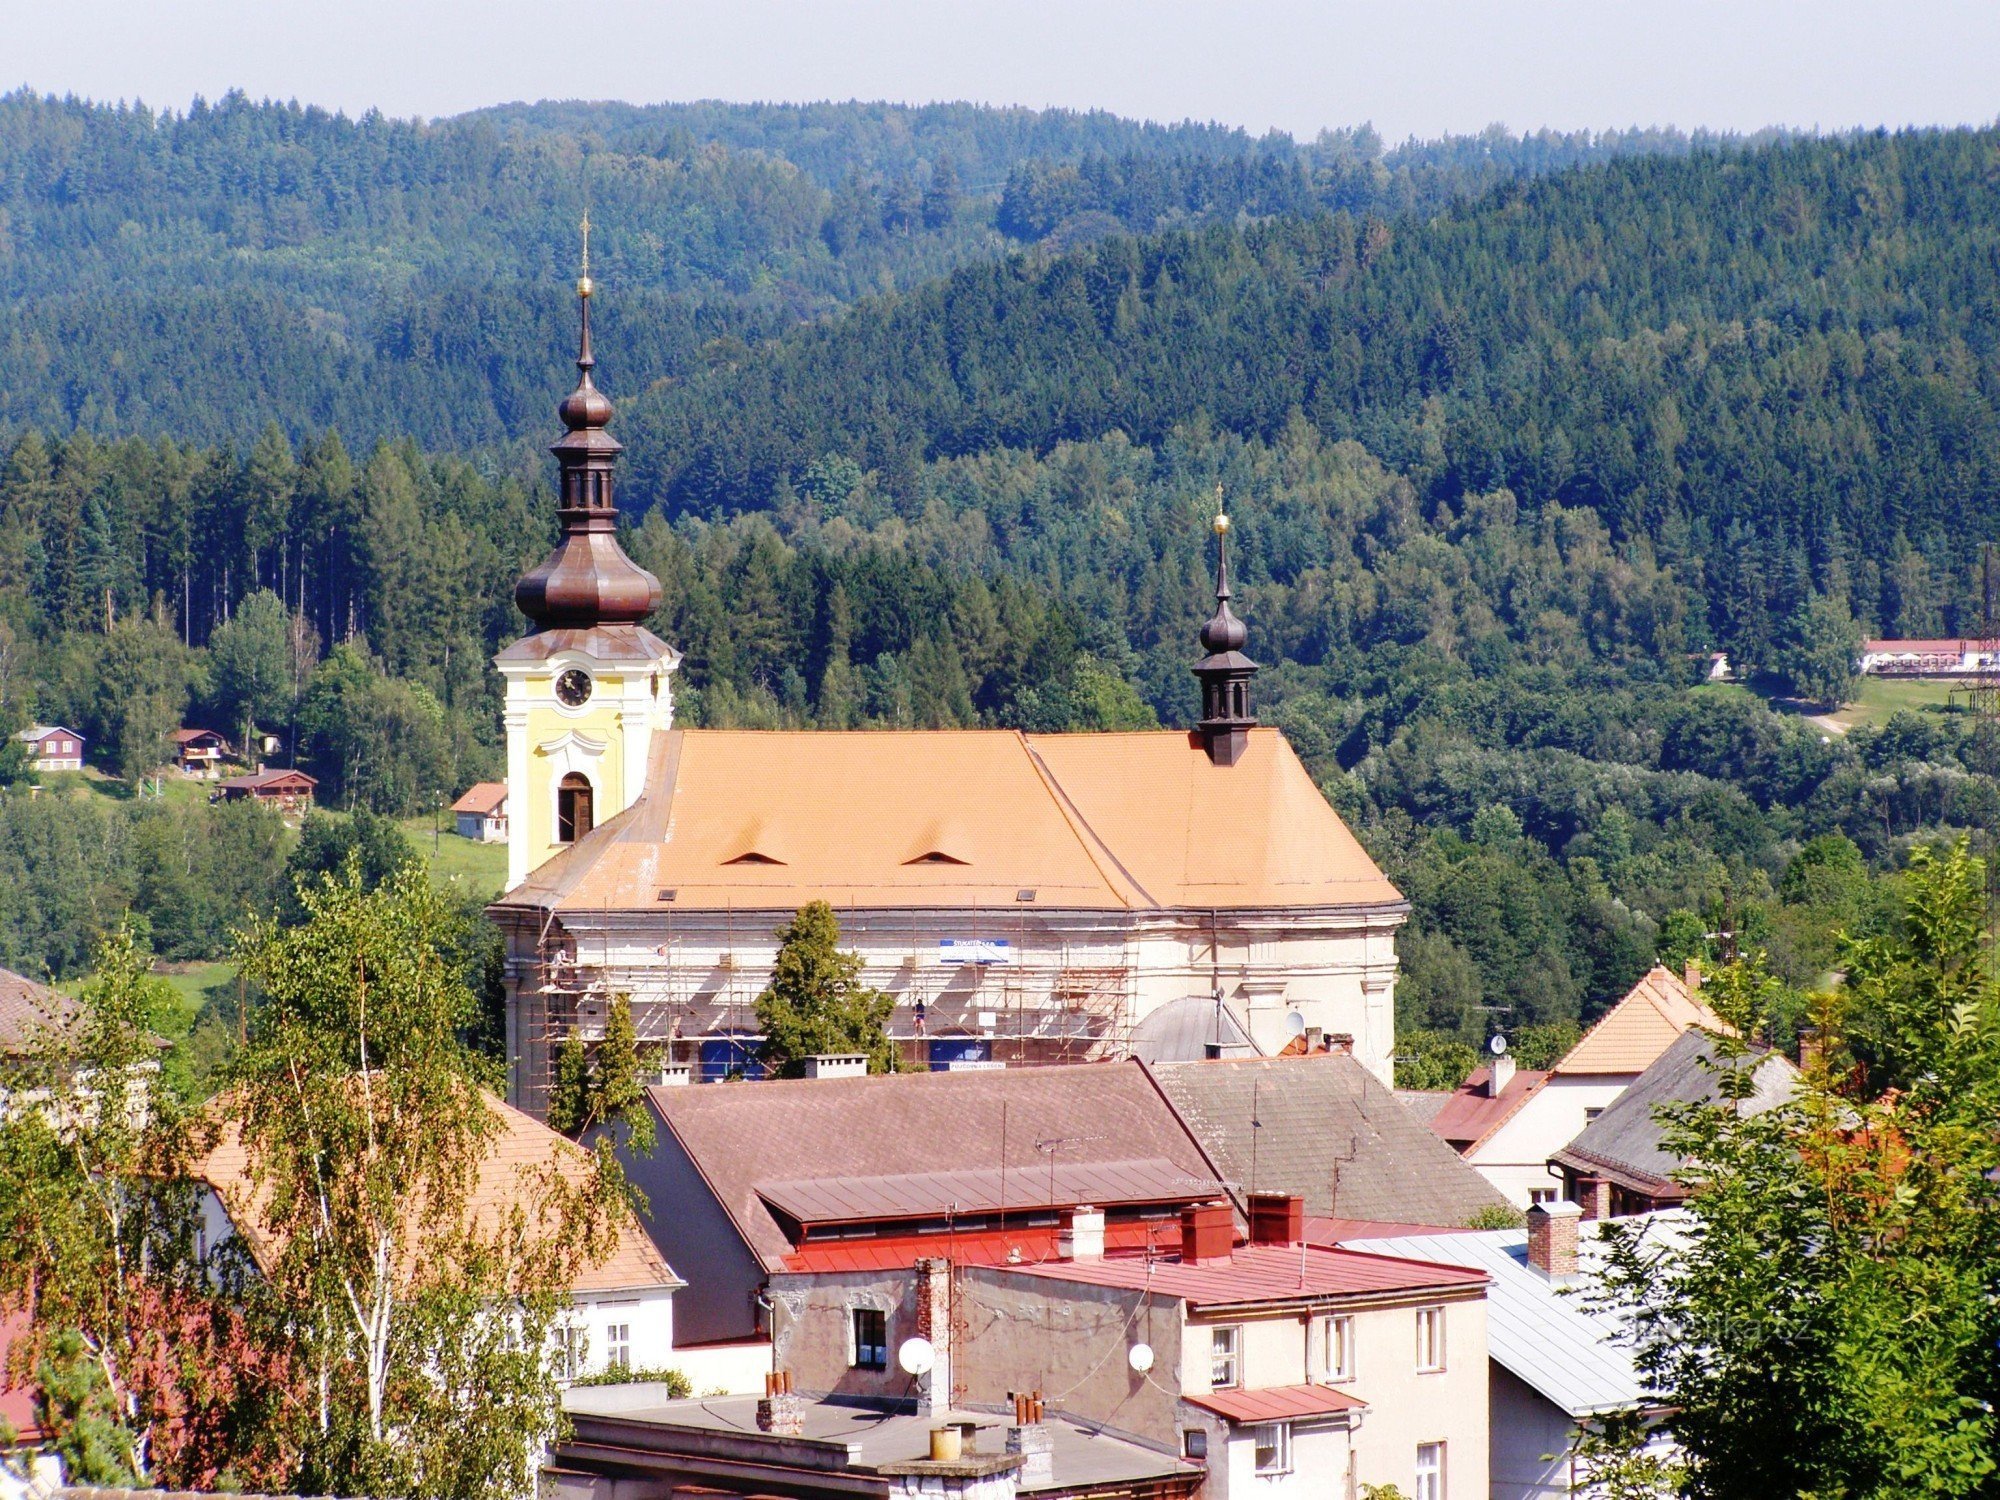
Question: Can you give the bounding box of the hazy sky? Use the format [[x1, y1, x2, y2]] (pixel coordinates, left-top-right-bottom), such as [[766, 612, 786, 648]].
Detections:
[[9, 0, 2000, 141]]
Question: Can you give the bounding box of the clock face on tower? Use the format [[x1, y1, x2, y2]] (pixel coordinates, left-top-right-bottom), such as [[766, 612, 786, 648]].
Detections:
[[554, 668, 594, 708]]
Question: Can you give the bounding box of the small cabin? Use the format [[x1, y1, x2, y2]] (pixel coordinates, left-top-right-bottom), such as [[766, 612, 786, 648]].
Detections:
[[15, 726, 84, 773], [452, 781, 509, 843], [215, 767, 317, 816], [170, 728, 232, 778]]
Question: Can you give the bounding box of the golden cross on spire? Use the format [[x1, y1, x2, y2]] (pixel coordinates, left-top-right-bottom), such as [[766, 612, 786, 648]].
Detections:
[[1212, 481, 1229, 534], [578, 208, 594, 298]]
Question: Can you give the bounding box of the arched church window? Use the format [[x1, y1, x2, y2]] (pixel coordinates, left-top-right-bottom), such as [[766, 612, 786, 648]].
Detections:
[[557, 773, 594, 843]]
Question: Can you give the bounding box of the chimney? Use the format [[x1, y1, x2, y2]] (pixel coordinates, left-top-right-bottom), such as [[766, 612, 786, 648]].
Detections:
[[757, 1369, 805, 1435], [1578, 1176, 1611, 1223], [652, 1061, 692, 1087], [1488, 1052, 1516, 1097], [1324, 1032, 1355, 1055], [1526, 1199, 1582, 1280], [803, 1053, 868, 1080], [1796, 1026, 1823, 1073], [1006, 1393, 1053, 1486], [913, 1257, 954, 1417], [1683, 959, 1702, 993], [1304, 1025, 1324, 1053], [1059, 1205, 1105, 1262], [1180, 1200, 1234, 1265], [1247, 1193, 1303, 1248]]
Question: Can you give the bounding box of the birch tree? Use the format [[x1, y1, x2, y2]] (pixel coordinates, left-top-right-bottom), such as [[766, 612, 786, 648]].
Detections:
[[231, 861, 627, 1500]]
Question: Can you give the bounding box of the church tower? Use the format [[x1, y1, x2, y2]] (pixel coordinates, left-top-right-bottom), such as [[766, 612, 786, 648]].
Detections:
[[495, 224, 679, 890], [1192, 509, 1257, 765]]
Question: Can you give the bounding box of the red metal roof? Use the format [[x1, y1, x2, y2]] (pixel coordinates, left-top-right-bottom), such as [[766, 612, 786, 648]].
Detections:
[[779, 1218, 1178, 1273], [1425, 1067, 1549, 1151], [1007, 1243, 1488, 1307], [0, 1308, 44, 1442], [1186, 1383, 1368, 1425], [758, 1157, 1216, 1226]]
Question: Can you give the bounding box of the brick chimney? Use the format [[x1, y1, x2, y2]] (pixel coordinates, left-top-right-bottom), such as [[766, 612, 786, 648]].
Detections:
[[913, 1257, 954, 1417], [1059, 1205, 1105, 1261], [757, 1369, 805, 1434], [1247, 1193, 1303, 1248], [1006, 1392, 1053, 1486], [1525, 1199, 1582, 1280], [1180, 1201, 1234, 1265], [1683, 959, 1702, 993], [1796, 1026, 1823, 1072]]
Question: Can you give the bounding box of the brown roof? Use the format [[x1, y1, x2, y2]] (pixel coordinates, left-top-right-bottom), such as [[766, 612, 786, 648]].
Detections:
[[757, 1158, 1207, 1226], [0, 964, 75, 1053], [219, 768, 318, 793], [1186, 1383, 1369, 1424], [1555, 966, 1733, 1076], [500, 727, 1401, 913], [1009, 1241, 1488, 1307], [646, 1060, 1225, 1271], [1146, 1053, 1511, 1224], [195, 1090, 679, 1295], [1425, 1066, 1551, 1153], [170, 728, 228, 746], [452, 781, 509, 815]]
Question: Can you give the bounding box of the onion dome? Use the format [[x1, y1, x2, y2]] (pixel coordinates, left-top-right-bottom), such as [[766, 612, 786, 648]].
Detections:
[[1192, 510, 1257, 765]]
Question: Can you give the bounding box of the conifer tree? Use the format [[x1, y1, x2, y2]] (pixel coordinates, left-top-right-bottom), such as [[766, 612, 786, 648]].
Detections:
[[754, 901, 897, 1077]]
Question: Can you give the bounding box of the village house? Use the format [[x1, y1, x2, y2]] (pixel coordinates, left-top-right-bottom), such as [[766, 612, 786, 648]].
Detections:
[[14, 725, 83, 773], [485, 273, 1409, 1120], [213, 765, 317, 816], [1550, 1030, 1798, 1219], [193, 1090, 685, 1382], [1857, 637, 1994, 676], [1402, 967, 1731, 1208], [453, 781, 511, 842], [170, 726, 233, 777], [1354, 1205, 1686, 1499]]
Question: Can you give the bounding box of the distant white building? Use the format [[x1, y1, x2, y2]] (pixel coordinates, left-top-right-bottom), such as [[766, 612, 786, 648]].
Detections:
[[15, 725, 83, 773], [453, 781, 511, 843], [1858, 638, 1994, 676]]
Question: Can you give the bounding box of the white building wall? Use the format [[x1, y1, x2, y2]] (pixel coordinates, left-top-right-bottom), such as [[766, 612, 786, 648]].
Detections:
[[564, 1287, 677, 1380], [1471, 1076, 1635, 1208]]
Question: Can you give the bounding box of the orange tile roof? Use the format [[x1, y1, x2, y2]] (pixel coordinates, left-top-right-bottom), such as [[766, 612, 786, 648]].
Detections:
[[1554, 966, 1734, 1076], [194, 1090, 678, 1295], [452, 781, 509, 815], [501, 727, 1401, 913], [0, 964, 72, 1053]]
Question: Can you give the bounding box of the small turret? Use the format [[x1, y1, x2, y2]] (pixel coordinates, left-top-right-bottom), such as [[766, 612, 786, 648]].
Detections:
[[1192, 509, 1257, 765]]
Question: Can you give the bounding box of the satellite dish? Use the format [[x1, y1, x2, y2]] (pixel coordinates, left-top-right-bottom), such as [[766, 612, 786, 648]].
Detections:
[[1489, 1034, 1509, 1056], [898, 1337, 936, 1376], [1284, 1011, 1307, 1038], [1128, 1342, 1155, 1374]]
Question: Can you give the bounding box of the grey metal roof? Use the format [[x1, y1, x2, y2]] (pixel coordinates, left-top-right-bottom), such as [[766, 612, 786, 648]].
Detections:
[[1147, 1053, 1510, 1225], [757, 1157, 1219, 1224], [1348, 1223, 1684, 1418], [1128, 995, 1258, 1064], [1552, 1031, 1798, 1193], [562, 1389, 1192, 1493]]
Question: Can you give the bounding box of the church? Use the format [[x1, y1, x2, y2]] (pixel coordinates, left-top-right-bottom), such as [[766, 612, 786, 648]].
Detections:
[[489, 265, 1408, 1118]]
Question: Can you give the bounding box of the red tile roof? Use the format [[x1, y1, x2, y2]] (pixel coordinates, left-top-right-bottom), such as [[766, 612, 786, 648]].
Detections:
[[758, 1158, 1207, 1226], [1425, 1067, 1550, 1152], [453, 781, 509, 815], [1008, 1242, 1487, 1307], [779, 1217, 1178, 1273], [1186, 1383, 1368, 1424], [0, 964, 73, 1054]]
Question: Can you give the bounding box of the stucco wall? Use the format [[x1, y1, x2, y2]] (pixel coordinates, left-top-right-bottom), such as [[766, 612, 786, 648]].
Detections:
[[616, 1111, 767, 1346], [1489, 1361, 1576, 1499], [1473, 1076, 1633, 1208]]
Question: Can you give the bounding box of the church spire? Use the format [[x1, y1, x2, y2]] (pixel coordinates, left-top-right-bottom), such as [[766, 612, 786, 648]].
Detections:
[[1193, 498, 1257, 765], [514, 218, 663, 631]]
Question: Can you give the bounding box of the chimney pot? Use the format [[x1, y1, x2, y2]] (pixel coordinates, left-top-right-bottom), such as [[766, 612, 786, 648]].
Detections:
[[1247, 1193, 1304, 1247], [1525, 1199, 1582, 1279], [1059, 1205, 1106, 1261]]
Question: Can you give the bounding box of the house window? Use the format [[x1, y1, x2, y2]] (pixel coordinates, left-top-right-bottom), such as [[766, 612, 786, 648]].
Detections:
[[1583, 1106, 1605, 1123], [1183, 1429, 1208, 1461], [1252, 1422, 1292, 1477], [605, 1323, 630, 1370], [558, 1324, 583, 1380], [1415, 1441, 1445, 1500], [1209, 1325, 1241, 1389], [1416, 1306, 1446, 1372], [1529, 1187, 1560, 1206], [557, 773, 594, 843], [1317, 1313, 1355, 1382], [852, 1308, 888, 1370]]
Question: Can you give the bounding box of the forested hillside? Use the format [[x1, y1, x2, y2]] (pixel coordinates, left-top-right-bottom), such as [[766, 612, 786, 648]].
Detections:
[[0, 90, 1725, 445], [0, 105, 1996, 1066]]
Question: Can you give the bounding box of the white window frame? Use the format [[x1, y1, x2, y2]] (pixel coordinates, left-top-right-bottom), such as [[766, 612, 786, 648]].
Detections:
[[852, 1306, 889, 1370], [1416, 1305, 1447, 1373], [1415, 1439, 1445, 1500], [1209, 1324, 1242, 1389], [1252, 1421, 1292, 1477], [1529, 1186, 1560, 1206], [605, 1321, 631, 1370], [1317, 1312, 1355, 1383]]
